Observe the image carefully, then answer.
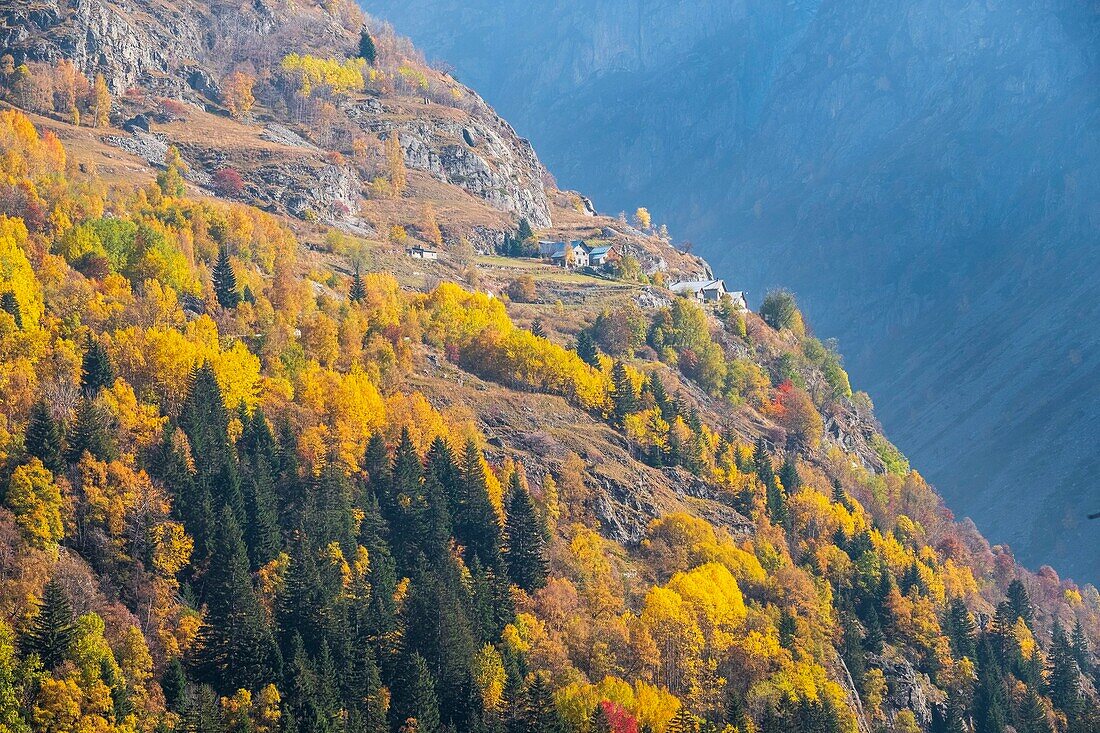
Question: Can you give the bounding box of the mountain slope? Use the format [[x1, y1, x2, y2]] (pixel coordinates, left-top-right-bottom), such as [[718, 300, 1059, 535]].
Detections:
[[0, 1, 1098, 732], [364, 0, 1100, 582]]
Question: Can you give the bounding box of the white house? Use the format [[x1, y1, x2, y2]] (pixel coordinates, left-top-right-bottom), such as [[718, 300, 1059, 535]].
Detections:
[[548, 240, 589, 268], [407, 245, 439, 261], [670, 279, 745, 308]]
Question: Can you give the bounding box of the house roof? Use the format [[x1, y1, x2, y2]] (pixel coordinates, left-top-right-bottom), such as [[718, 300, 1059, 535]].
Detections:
[[670, 279, 726, 294], [587, 245, 612, 256]]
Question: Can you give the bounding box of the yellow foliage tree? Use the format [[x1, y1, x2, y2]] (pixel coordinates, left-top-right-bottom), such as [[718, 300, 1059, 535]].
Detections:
[[6, 458, 64, 549]]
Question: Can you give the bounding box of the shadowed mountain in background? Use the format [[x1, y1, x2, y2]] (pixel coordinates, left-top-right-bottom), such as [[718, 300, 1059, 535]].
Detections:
[[364, 0, 1100, 581]]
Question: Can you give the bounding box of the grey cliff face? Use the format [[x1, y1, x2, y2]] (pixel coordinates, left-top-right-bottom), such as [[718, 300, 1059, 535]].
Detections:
[[364, 0, 1100, 582], [0, 0, 552, 227]]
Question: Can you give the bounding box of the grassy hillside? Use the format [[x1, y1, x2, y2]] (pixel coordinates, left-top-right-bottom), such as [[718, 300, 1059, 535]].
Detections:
[[0, 1, 1096, 732]]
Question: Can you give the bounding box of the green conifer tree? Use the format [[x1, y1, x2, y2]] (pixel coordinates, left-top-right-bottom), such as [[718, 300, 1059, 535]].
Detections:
[[611, 361, 637, 425], [394, 652, 440, 733], [21, 579, 75, 670], [1046, 621, 1081, 717], [358, 30, 377, 65], [80, 335, 115, 395], [575, 330, 601, 368], [24, 401, 63, 475], [66, 396, 117, 462], [0, 292, 22, 329], [530, 319, 546, 339], [212, 245, 241, 309], [191, 505, 278, 694], [1018, 688, 1053, 733], [504, 472, 548, 593], [456, 440, 503, 571], [349, 264, 366, 303], [516, 218, 534, 243], [1006, 579, 1033, 625]]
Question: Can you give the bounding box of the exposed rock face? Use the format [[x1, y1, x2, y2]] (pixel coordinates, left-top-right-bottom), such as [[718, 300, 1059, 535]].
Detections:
[[344, 96, 552, 227], [0, 0, 554, 227], [364, 0, 1100, 582], [1, 0, 206, 92], [873, 652, 946, 730]]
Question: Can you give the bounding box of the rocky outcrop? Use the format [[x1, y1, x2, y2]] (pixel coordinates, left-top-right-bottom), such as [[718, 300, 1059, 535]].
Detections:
[[344, 96, 552, 227], [872, 652, 946, 730]]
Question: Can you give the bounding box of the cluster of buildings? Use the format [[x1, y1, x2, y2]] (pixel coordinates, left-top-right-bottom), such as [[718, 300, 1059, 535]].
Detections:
[[669, 279, 747, 310], [537, 239, 617, 268]]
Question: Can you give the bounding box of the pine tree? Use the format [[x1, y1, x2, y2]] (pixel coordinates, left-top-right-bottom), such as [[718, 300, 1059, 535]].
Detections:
[[282, 634, 324, 733], [1018, 688, 1053, 733], [1006, 579, 1033, 625], [1071, 620, 1090, 672], [80, 335, 115, 395], [575, 330, 600, 368], [394, 652, 440, 733], [516, 218, 534, 243], [666, 707, 698, 733], [455, 440, 503, 571], [530, 319, 546, 339], [0, 292, 21, 329], [945, 598, 977, 661], [589, 703, 613, 733], [66, 396, 117, 461], [778, 455, 800, 493], [238, 411, 281, 569], [191, 505, 278, 694], [349, 264, 366, 302], [24, 400, 63, 475], [647, 374, 675, 421], [386, 428, 427, 571], [524, 672, 565, 733], [21, 579, 75, 670], [358, 29, 377, 65], [212, 245, 240, 309], [181, 684, 228, 733], [504, 471, 548, 592], [276, 531, 327, 654], [1046, 621, 1081, 717], [610, 361, 637, 425]]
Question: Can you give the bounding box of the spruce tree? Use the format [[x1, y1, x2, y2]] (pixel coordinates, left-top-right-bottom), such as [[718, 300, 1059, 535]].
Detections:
[[276, 531, 327, 654], [212, 245, 240, 309], [666, 706, 698, 733], [1018, 688, 1053, 733], [191, 505, 278, 694], [349, 264, 366, 303], [1046, 621, 1081, 716], [358, 29, 377, 65], [516, 218, 533, 243], [1071, 620, 1090, 671], [238, 411, 281, 569], [575, 330, 600, 368], [530, 319, 546, 339], [524, 672, 565, 733], [80, 335, 115, 395], [610, 360, 637, 425], [66, 396, 117, 462], [778, 455, 800, 493], [589, 703, 612, 733], [386, 428, 427, 571], [394, 652, 440, 733], [504, 472, 548, 593], [945, 598, 977, 661], [24, 400, 64, 475], [0, 292, 22, 329], [21, 579, 75, 670], [1006, 579, 1033, 625], [455, 439, 504, 571]]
